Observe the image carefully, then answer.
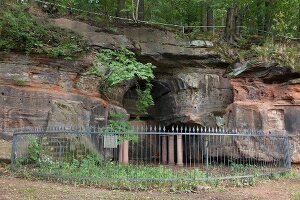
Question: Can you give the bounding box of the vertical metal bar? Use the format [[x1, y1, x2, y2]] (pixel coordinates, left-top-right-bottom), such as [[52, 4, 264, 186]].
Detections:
[[201, 134, 204, 174], [205, 136, 209, 179]]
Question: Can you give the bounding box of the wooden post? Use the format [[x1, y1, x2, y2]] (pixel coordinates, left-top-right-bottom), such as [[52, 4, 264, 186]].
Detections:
[[177, 134, 183, 166], [168, 135, 175, 166], [123, 140, 129, 165]]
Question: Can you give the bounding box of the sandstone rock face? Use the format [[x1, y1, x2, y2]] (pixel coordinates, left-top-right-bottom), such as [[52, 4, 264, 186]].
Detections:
[[52, 18, 226, 68], [290, 135, 300, 163], [148, 67, 232, 126], [51, 18, 232, 127], [0, 53, 109, 136], [0, 140, 11, 161], [226, 63, 300, 163]]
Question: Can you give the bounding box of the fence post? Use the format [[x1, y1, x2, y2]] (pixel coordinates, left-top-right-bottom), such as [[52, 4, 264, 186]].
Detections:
[[11, 133, 17, 171], [123, 140, 129, 165], [285, 135, 292, 170], [168, 135, 175, 166], [177, 134, 183, 166], [162, 136, 167, 164]]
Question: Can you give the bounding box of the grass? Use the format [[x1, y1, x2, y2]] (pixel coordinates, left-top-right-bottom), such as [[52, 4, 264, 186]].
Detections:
[[14, 157, 290, 191], [291, 191, 300, 200], [13, 159, 298, 192], [21, 186, 39, 200]]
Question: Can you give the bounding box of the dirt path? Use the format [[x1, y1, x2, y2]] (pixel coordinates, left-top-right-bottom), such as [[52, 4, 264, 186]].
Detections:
[[0, 166, 299, 200]]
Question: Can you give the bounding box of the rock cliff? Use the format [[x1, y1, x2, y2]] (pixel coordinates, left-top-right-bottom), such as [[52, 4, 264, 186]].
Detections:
[[0, 52, 108, 137], [0, 18, 299, 163]]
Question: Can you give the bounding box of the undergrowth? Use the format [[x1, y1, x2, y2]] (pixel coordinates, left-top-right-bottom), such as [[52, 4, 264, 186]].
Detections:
[[0, 4, 87, 59], [216, 38, 299, 71]]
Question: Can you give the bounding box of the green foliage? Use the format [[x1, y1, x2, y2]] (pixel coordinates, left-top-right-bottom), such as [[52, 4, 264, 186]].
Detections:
[[88, 48, 155, 86], [109, 111, 128, 120], [18, 151, 208, 191], [27, 137, 42, 163], [17, 136, 43, 165], [6, 0, 300, 39], [87, 48, 155, 115], [16, 136, 43, 165], [101, 112, 137, 143], [250, 40, 298, 69], [0, 5, 87, 58], [12, 76, 27, 86], [47, 43, 83, 59], [136, 83, 154, 114]]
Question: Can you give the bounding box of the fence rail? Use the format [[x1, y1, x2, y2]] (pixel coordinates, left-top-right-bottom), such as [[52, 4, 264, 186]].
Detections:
[[11, 126, 291, 181]]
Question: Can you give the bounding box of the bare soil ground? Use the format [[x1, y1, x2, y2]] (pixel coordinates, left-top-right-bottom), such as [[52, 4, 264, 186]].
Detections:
[[0, 164, 299, 200]]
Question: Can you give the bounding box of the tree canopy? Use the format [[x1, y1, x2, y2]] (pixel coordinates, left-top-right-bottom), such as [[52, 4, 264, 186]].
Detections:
[[32, 0, 300, 38]]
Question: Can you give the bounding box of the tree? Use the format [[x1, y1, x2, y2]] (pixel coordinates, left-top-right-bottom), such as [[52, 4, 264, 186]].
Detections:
[[224, 3, 239, 43], [207, 3, 214, 32], [116, 0, 125, 17], [264, 0, 272, 33], [201, 1, 208, 32], [132, 0, 144, 21], [138, 0, 144, 20], [298, 1, 300, 37], [200, 0, 214, 32]]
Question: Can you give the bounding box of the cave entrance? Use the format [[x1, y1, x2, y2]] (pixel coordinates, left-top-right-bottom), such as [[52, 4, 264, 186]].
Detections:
[[123, 78, 185, 121], [123, 81, 205, 167], [123, 81, 156, 121]]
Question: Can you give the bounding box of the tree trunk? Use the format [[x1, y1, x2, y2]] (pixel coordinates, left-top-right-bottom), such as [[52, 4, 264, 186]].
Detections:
[[207, 4, 214, 32], [235, 7, 241, 37], [201, 1, 207, 32], [133, 0, 144, 21], [256, 0, 264, 35], [264, 0, 271, 33], [224, 5, 239, 43], [116, 0, 125, 17], [138, 0, 144, 21], [298, 2, 300, 38]]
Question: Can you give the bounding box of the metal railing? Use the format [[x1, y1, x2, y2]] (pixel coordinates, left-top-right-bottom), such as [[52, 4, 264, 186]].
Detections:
[[11, 126, 291, 181]]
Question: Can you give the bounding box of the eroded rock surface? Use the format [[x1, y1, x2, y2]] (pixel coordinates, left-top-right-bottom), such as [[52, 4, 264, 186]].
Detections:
[[0, 53, 109, 136], [51, 18, 226, 68], [226, 62, 300, 163]]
